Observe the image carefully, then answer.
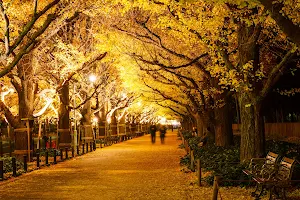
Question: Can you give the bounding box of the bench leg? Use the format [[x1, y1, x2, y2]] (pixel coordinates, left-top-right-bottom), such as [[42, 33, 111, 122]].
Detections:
[[254, 184, 265, 200], [251, 184, 260, 197], [268, 186, 274, 200]]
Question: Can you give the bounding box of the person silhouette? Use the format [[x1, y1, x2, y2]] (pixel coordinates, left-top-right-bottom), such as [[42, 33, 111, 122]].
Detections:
[[159, 125, 167, 144], [149, 124, 157, 143]]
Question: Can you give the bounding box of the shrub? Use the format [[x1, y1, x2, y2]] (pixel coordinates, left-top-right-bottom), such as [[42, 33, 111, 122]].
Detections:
[[0, 156, 24, 173]]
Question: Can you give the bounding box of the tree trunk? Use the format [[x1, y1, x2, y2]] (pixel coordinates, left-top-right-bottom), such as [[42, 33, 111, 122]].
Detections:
[[81, 99, 93, 143], [194, 114, 203, 137], [111, 111, 117, 135], [58, 83, 71, 148], [239, 93, 264, 161], [237, 20, 264, 161], [214, 95, 233, 147], [98, 106, 106, 137]]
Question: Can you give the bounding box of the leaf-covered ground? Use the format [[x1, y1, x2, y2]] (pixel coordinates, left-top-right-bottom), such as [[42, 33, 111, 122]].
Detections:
[[0, 131, 299, 199]]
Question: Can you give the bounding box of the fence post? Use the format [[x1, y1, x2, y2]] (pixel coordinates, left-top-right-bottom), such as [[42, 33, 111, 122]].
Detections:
[[197, 159, 201, 186], [9, 140, 12, 157], [0, 160, 3, 180], [45, 151, 49, 166], [12, 157, 17, 177], [77, 146, 79, 155], [23, 155, 27, 172], [212, 176, 220, 200], [0, 139, 3, 157], [190, 150, 195, 172], [53, 149, 57, 164], [36, 153, 40, 168], [49, 137, 52, 149], [65, 147, 68, 159], [72, 148, 74, 157], [60, 149, 63, 160]]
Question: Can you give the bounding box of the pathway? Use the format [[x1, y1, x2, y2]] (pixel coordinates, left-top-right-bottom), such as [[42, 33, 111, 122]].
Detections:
[[0, 131, 255, 200]]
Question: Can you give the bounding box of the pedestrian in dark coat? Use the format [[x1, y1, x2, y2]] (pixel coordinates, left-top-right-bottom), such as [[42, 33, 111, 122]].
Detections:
[[160, 125, 167, 144], [149, 124, 157, 143]]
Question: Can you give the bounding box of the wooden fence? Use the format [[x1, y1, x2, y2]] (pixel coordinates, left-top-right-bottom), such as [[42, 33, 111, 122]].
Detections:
[[233, 123, 300, 139]]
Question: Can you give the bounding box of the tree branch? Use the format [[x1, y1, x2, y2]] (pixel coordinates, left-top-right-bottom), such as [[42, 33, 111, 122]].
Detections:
[[259, 0, 300, 48], [0, 0, 10, 55], [260, 46, 296, 98]]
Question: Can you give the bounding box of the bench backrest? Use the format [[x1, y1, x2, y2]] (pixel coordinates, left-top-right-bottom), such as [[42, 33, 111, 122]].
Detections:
[[277, 157, 296, 181], [265, 152, 279, 164]]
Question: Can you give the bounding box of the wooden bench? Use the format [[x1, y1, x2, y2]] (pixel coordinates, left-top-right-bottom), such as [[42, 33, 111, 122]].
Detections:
[[243, 152, 280, 178], [248, 156, 296, 200]]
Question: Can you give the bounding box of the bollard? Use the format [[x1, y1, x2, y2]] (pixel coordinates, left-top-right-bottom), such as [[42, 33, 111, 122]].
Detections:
[[82, 144, 85, 154], [190, 150, 195, 172], [49, 137, 52, 149], [32, 138, 35, 157], [212, 176, 220, 200], [12, 157, 17, 177], [0, 160, 3, 180], [0, 139, 3, 157], [23, 155, 28, 172], [9, 140, 12, 157], [45, 151, 49, 165], [90, 143, 92, 152], [86, 143, 88, 153], [53, 149, 57, 164], [65, 147, 68, 159], [77, 146, 79, 155], [36, 153, 40, 168], [197, 159, 201, 186], [72, 148, 74, 157], [60, 149, 63, 160], [93, 142, 96, 151]]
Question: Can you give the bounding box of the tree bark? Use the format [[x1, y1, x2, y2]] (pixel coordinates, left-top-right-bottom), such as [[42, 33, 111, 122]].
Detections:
[[237, 20, 264, 161], [81, 99, 93, 143], [58, 82, 71, 148], [214, 96, 233, 147], [239, 93, 264, 161]]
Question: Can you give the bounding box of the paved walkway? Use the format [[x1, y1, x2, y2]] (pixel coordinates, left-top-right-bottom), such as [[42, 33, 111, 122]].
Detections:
[[0, 131, 255, 200]]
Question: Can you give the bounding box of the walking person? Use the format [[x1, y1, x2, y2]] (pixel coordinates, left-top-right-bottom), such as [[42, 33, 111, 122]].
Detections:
[[149, 124, 157, 143], [159, 125, 167, 144]]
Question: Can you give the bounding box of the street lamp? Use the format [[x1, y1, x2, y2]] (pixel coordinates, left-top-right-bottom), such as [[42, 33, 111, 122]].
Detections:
[[89, 74, 97, 83]]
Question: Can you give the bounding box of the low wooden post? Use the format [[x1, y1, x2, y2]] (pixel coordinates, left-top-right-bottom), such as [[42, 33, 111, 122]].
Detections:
[[45, 151, 49, 166], [9, 140, 12, 157], [82, 144, 85, 154], [36, 153, 40, 168], [72, 148, 74, 157], [212, 176, 220, 200], [53, 149, 57, 164], [49, 137, 52, 149], [60, 149, 63, 160], [0, 139, 3, 157], [0, 160, 3, 180], [190, 150, 195, 172], [23, 155, 27, 172], [197, 159, 201, 186], [12, 157, 17, 177], [86, 143, 88, 153], [65, 147, 68, 159]]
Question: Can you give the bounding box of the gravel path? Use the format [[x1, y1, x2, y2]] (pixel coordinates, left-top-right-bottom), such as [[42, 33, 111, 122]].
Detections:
[[0, 131, 262, 200]]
